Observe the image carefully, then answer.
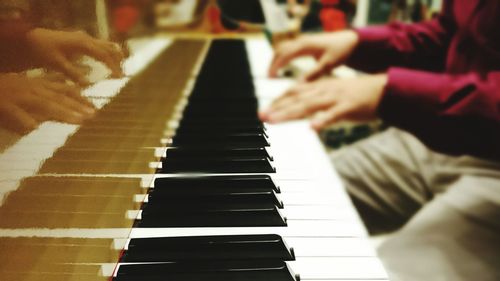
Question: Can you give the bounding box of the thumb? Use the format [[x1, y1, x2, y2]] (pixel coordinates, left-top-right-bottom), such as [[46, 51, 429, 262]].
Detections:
[[303, 54, 337, 82]]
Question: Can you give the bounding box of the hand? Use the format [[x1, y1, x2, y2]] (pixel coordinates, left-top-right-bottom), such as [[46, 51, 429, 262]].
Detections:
[[268, 30, 359, 81], [260, 74, 388, 130], [25, 28, 125, 85], [0, 73, 96, 135]]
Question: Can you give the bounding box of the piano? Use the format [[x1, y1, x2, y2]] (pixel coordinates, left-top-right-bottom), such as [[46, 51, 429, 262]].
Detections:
[[0, 35, 389, 281]]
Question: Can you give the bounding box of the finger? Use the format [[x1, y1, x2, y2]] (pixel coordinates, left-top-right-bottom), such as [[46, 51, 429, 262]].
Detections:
[[310, 104, 350, 131], [263, 98, 300, 122], [260, 85, 305, 121], [97, 41, 125, 77], [105, 42, 126, 71], [266, 103, 308, 123], [83, 40, 125, 78], [16, 92, 79, 123], [44, 81, 95, 110], [303, 54, 337, 82], [53, 54, 89, 86], [0, 104, 39, 135], [260, 82, 313, 121], [29, 112, 49, 122], [268, 93, 335, 123], [42, 88, 96, 119], [32, 99, 88, 124], [268, 42, 312, 78], [42, 72, 67, 83], [271, 82, 312, 106], [36, 87, 95, 119]]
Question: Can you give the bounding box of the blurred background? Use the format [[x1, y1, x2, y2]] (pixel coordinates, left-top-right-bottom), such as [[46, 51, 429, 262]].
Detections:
[[0, 0, 443, 41]]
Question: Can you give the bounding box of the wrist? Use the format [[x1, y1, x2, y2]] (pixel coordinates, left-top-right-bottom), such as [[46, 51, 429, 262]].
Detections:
[[371, 74, 389, 113], [343, 30, 360, 49], [328, 29, 360, 61]]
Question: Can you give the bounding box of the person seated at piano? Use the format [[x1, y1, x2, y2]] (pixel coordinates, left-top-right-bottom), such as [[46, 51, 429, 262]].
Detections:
[[261, 0, 500, 280], [0, 15, 125, 134]]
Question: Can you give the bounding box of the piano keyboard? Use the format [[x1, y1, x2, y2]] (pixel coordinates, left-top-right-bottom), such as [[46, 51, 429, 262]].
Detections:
[[0, 36, 389, 281]]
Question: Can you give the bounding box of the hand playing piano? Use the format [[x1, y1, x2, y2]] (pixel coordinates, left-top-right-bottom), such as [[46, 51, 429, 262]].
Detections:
[[0, 73, 96, 135], [260, 74, 387, 130], [25, 28, 125, 86], [268, 30, 359, 81]]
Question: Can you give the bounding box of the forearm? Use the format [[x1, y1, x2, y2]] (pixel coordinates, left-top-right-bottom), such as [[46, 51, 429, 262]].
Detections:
[[379, 68, 500, 160]]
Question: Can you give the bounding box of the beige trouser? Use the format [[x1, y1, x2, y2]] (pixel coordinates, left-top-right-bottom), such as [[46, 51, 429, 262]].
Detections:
[[331, 128, 500, 281]]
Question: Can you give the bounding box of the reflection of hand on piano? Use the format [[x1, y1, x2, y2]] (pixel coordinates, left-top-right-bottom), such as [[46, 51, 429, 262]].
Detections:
[[25, 28, 125, 85], [0, 73, 95, 134]]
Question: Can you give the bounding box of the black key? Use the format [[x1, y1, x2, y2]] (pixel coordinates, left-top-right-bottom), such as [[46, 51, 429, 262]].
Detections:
[[178, 118, 263, 128], [183, 99, 257, 109], [147, 188, 283, 208], [171, 133, 269, 147], [159, 157, 275, 173], [186, 93, 257, 101], [149, 177, 282, 207], [121, 234, 295, 262], [138, 204, 287, 227], [182, 106, 258, 117], [154, 175, 280, 193], [114, 260, 299, 281], [165, 147, 273, 160], [181, 111, 257, 120], [180, 113, 259, 121], [174, 125, 266, 136], [143, 200, 277, 211]]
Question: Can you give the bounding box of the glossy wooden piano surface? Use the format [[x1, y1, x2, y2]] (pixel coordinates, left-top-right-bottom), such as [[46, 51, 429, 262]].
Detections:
[[0, 35, 389, 281]]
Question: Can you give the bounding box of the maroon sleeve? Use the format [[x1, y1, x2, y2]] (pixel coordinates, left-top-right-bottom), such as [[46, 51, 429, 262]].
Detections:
[[0, 20, 34, 71], [0, 20, 32, 41], [379, 67, 500, 160], [346, 0, 455, 73]]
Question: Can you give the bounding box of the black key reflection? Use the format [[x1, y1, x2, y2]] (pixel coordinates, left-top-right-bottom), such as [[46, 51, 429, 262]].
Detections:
[[148, 183, 283, 208], [165, 147, 273, 161], [114, 260, 299, 281], [153, 175, 280, 193], [160, 157, 275, 174], [139, 204, 286, 227]]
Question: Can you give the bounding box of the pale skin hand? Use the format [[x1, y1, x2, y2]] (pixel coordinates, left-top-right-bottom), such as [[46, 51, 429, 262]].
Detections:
[[25, 28, 125, 85], [0, 73, 96, 135], [260, 74, 388, 130], [268, 30, 359, 81]]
